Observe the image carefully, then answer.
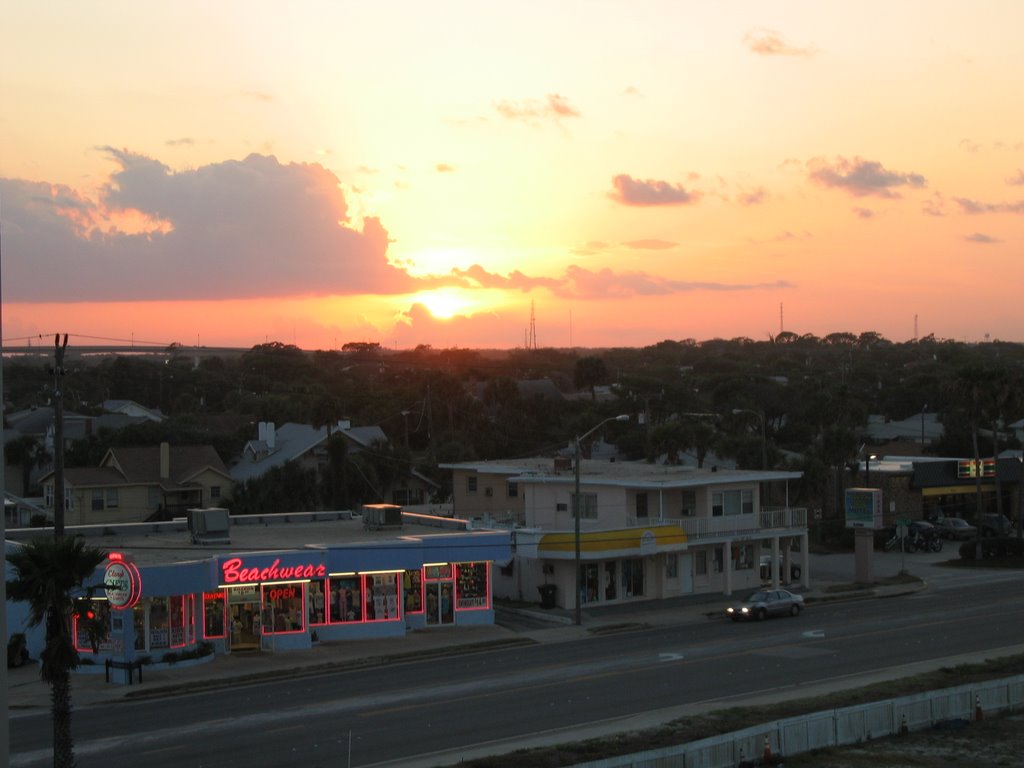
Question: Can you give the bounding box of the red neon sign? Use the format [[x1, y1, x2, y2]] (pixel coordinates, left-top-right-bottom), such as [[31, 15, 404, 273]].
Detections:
[[220, 557, 326, 585]]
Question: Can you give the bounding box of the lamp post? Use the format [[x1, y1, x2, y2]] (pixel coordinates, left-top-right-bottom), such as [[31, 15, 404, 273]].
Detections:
[[866, 454, 877, 486], [574, 414, 629, 626]]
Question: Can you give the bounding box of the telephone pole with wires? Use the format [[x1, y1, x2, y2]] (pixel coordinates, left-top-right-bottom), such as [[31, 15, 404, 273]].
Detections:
[[52, 333, 69, 538]]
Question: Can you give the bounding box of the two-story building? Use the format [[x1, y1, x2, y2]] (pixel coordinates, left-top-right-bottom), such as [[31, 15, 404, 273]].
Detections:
[[443, 457, 807, 609], [41, 442, 234, 525]]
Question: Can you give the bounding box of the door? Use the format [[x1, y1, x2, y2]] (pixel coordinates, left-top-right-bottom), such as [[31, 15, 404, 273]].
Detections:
[[425, 581, 454, 626]]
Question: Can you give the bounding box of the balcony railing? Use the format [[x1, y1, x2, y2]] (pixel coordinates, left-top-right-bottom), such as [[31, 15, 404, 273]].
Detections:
[[672, 507, 807, 541]]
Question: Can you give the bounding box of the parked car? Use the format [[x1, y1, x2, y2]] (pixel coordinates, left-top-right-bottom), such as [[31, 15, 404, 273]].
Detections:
[[934, 517, 976, 540], [979, 514, 1012, 537], [759, 554, 802, 581], [726, 589, 804, 621]]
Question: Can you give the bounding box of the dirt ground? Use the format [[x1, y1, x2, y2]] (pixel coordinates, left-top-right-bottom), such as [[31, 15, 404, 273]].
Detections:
[[783, 711, 1024, 768]]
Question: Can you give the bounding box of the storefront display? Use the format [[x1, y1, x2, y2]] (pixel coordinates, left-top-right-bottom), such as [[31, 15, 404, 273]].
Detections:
[[456, 562, 489, 610], [59, 529, 508, 671]]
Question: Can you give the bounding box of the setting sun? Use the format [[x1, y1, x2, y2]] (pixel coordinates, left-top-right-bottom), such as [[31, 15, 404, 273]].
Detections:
[[415, 289, 474, 320]]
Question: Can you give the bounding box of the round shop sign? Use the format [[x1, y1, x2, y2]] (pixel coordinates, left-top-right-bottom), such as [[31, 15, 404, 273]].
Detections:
[[104, 560, 141, 610]]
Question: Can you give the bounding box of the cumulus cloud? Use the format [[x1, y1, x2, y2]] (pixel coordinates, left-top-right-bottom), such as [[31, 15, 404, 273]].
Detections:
[[808, 156, 926, 198], [2, 149, 417, 303], [495, 93, 581, 123], [609, 174, 700, 206], [955, 197, 1024, 214], [744, 28, 815, 57], [853, 207, 876, 219], [965, 232, 999, 243], [451, 264, 791, 300], [1006, 169, 1024, 186], [622, 239, 677, 250], [737, 186, 768, 206]]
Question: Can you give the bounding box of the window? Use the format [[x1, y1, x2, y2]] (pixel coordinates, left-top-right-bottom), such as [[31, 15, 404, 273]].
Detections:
[[695, 550, 708, 576], [91, 490, 104, 512], [203, 592, 226, 638], [635, 492, 649, 518], [621, 558, 644, 597], [507, 481, 518, 498], [712, 489, 755, 517], [328, 576, 362, 623], [603, 562, 617, 600], [308, 580, 327, 625], [582, 563, 599, 603], [713, 546, 724, 573], [571, 492, 598, 519], [364, 573, 400, 621], [665, 554, 678, 579], [210, 486, 221, 501], [105, 488, 119, 509], [735, 544, 755, 570], [467, 476, 478, 494], [742, 489, 754, 514], [403, 570, 423, 614], [264, 584, 304, 633], [680, 490, 696, 516], [456, 562, 489, 609]]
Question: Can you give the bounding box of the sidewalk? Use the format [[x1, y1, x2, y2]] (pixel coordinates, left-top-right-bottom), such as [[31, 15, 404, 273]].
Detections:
[[6, 566, 925, 712]]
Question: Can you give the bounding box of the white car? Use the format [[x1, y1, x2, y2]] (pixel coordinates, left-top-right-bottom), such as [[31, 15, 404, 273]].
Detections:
[[726, 589, 804, 621]]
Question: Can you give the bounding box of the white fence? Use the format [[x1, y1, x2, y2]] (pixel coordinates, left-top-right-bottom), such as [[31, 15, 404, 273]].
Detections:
[[571, 674, 1024, 767]]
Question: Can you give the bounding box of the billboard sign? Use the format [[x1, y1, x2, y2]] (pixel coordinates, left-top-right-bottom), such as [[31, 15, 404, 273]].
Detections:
[[845, 488, 882, 530]]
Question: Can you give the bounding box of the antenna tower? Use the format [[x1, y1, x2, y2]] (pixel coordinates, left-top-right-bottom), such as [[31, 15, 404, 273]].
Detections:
[[527, 300, 538, 350]]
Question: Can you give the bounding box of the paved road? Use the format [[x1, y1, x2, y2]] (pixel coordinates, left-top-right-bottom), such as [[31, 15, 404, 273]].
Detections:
[[10, 559, 1024, 768]]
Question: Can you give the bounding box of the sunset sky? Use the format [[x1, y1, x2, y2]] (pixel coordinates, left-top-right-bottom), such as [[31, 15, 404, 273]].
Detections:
[[2, 1, 1023, 351]]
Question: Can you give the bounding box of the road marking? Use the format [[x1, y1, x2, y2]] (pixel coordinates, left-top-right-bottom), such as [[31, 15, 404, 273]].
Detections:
[[659, 653, 685, 662], [802, 629, 825, 638]]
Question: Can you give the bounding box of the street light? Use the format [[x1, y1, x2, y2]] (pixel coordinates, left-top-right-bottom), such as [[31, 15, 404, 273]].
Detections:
[[574, 414, 629, 626], [866, 454, 877, 485]]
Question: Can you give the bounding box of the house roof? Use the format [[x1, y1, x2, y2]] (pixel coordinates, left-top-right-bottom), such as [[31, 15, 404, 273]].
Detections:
[[103, 445, 230, 490], [230, 422, 393, 484], [442, 457, 801, 490], [101, 399, 165, 422], [863, 412, 943, 443]]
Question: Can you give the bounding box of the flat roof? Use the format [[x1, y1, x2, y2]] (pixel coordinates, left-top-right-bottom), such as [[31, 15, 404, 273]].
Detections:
[[443, 458, 802, 488], [7, 514, 503, 567]]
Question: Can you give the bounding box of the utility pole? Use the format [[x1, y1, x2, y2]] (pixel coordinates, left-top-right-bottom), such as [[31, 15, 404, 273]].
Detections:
[[53, 333, 69, 539]]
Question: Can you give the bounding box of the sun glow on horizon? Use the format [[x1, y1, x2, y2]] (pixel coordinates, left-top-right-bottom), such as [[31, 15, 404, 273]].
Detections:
[[413, 289, 478, 320]]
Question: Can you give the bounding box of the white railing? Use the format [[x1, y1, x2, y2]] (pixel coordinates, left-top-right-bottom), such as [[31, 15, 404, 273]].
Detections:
[[627, 507, 808, 541]]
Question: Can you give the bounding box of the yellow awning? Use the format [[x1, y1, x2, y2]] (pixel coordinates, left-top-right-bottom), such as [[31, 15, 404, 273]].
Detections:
[[538, 525, 687, 555]]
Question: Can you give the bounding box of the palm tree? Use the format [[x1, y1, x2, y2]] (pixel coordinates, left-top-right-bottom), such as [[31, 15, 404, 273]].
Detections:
[[6, 536, 107, 768]]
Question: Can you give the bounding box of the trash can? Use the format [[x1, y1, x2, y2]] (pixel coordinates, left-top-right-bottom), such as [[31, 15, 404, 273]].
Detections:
[[537, 584, 557, 609]]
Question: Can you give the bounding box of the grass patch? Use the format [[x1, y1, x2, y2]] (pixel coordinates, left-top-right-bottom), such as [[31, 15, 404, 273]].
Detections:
[[452, 653, 1024, 767]]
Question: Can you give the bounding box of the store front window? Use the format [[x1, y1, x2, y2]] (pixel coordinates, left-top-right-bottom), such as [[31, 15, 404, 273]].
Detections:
[[149, 597, 170, 650], [365, 573, 400, 621], [204, 592, 226, 639], [456, 562, 489, 610], [263, 583, 304, 633], [621, 558, 644, 598], [403, 570, 423, 615], [308, 579, 327, 625], [604, 562, 617, 600], [73, 599, 111, 653], [582, 563, 599, 604], [329, 576, 362, 623]]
